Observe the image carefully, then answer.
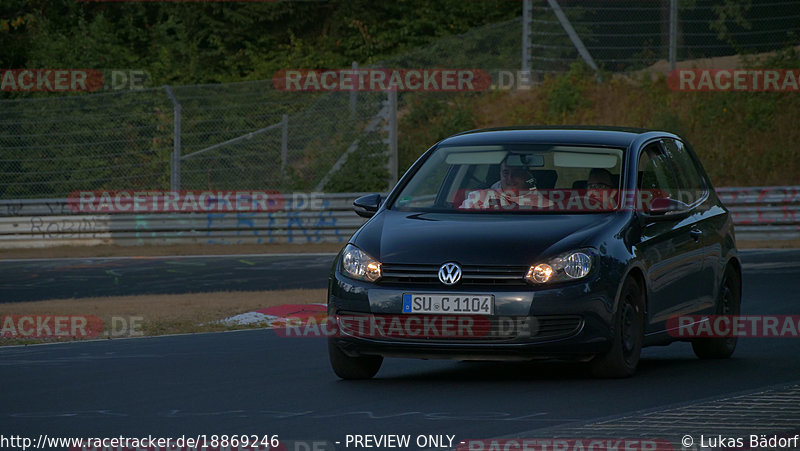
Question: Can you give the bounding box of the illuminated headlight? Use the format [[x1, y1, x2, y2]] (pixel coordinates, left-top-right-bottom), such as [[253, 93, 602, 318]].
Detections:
[[526, 264, 553, 284], [526, 250, 594, 284], [341, 244, 382, 282]]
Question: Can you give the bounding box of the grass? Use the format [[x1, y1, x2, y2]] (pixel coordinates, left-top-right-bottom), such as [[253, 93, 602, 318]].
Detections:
[[0, 288, 327, 346]]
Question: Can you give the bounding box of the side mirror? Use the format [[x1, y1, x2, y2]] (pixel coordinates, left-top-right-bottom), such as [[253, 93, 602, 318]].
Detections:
[[353, 194, 382, 218], [647, 197, 690, 218]]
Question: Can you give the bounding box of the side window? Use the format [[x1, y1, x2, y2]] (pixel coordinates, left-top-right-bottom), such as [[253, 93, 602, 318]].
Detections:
[[662, 139, 706, 205], [637, 142, 679, 206], [396, 163, 450, 209], [441, 164, 490, 206]]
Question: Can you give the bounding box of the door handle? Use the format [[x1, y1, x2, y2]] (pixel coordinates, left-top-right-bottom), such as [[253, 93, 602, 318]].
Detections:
[[689, 227, 703, 240]]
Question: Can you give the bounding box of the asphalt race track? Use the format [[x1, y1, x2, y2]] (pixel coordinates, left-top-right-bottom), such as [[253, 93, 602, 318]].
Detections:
[[1, 249, 800, 449]]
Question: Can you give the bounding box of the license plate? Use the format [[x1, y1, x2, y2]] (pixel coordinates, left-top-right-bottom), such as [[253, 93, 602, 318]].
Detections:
[[402, 294, 494, 315]]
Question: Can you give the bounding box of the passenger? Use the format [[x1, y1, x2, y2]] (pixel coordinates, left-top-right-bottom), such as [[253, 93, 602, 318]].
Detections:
[[587, 168, 614, 190]]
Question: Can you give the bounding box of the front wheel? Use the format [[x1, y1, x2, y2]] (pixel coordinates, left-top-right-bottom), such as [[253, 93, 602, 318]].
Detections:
[[328, 340, 383, 379], [692, 267, 741, 359], [591, 277, 645, 378]]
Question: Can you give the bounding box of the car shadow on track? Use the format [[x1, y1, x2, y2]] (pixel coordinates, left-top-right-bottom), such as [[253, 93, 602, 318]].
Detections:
[[351, 356, 754, 383]]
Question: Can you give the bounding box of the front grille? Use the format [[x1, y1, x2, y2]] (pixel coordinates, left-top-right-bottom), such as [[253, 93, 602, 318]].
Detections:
[[336, 311, 583, 342], [379, 263, 529, 286]]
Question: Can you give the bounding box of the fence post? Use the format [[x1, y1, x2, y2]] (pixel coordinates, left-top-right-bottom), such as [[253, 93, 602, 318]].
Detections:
[[547, 0, 598, 71], [669, 0, 678, 71], [164, 86, 182, 191], [521, 0, 532, 86], [281, 114, 289, 177], [387, 90, 398, 190]]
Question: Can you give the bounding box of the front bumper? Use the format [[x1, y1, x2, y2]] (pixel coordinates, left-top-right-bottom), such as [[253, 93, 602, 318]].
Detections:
[[328, 269, 620, 361]]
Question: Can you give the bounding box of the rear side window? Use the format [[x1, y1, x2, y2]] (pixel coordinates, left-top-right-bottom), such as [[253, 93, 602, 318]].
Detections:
[[637, 142, 679, 200], [662, 138, 706, 206]]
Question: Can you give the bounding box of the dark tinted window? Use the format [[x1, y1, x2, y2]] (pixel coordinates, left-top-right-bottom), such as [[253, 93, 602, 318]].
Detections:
[[637, 142, 679, 203], [662, 138, 706, 205]]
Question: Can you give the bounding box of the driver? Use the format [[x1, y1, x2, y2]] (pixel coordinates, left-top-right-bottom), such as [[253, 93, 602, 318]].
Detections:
[[585, 168, 617, 210], [459, 155, 543, 209], [490, 158, 536, 190]]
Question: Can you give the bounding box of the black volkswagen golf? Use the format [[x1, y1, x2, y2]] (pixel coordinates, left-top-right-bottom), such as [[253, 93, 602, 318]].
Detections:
[[327, 127, 741, 378]]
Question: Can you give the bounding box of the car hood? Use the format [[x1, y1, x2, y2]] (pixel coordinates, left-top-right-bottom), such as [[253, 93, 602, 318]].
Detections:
[[351, 209, 622, 266]]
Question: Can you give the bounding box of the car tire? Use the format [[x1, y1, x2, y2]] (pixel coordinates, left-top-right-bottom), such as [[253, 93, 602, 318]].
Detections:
[[591, 277, 645, 378], [328, 340, 383, 380], [691, 266, 740, 359]]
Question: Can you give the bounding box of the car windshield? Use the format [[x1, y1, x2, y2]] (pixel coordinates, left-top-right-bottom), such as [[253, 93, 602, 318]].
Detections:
[[391, 143, 624, 213]]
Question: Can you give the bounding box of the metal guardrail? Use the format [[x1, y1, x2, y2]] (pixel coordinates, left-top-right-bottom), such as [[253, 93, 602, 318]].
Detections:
[[717, 186, 800, 241], [0, 193, 373, 248], [0, 187, 797, 248]]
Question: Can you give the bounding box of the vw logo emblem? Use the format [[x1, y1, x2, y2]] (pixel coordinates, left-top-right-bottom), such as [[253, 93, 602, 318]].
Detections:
[[438, 262, 462, 285]]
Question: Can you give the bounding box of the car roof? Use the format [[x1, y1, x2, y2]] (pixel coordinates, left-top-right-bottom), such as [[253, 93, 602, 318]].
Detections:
[[439, 126, 676, 149]]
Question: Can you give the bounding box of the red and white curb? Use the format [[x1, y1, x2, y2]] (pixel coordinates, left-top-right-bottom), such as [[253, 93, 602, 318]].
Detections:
[[219, 303, 327, 326]]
